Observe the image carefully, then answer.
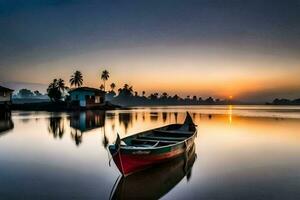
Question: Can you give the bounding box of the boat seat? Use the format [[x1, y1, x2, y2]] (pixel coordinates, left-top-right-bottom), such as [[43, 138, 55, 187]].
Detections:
[[123, 141, 160, 149], [132, 138, 177, 144], [138, 135, 186, 141], [153, 130, 193, 135]]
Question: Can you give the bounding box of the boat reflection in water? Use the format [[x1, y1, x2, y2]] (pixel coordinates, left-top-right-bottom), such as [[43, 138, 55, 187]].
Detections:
[[110, 143, 196, 200], [0, 111, 14, 136]]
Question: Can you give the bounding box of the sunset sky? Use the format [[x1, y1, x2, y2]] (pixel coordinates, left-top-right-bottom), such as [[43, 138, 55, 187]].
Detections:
[[1, 0, 300, 102]]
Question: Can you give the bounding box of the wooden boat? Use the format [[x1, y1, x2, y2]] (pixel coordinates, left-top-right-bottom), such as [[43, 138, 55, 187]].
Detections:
[[110, 143, 196, 199], [108, 112, 197, 176]]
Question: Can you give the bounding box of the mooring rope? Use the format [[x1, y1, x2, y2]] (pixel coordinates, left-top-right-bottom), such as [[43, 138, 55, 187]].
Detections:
[[108, 133, 121, 167]]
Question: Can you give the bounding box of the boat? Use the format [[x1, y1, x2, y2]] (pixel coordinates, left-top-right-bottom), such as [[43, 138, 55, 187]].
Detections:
[[110, 143, 196, 199], [108, 112, 197, 176]]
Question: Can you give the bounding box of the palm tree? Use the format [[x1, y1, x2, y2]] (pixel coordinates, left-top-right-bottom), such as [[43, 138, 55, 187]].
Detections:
[[101, 70, 109, 91], [57, 78, 66, 92], [128, 86, 133, 94], [162, 92, 168, 99], [124, 84, 129, 90], [173, 94, 179, 100], [110, 83, 116, 91], [69, 71, 83, 88], [100, 84, 105, 91], [119, 84, 133, 96], [142, 91, 146, 97], [118, 88, 122, 94], [48, 79, 57, 89], [53, 78, 58, 85], [47, 79, 61, 102]]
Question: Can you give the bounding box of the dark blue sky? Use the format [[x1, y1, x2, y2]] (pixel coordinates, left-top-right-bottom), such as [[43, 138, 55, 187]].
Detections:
[[1, 0, 300, 101], [1, 0, 300, 64]]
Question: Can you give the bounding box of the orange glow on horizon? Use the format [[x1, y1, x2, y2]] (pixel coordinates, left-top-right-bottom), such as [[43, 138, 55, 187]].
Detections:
[[6, 45, 300, 101]]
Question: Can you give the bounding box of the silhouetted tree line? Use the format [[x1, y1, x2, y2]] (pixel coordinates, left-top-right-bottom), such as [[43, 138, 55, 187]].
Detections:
[[267, 98, 300, 105], [14, 69, 300, 106], [47, 70, 107, 102], [44, 69, 237, 106], [108, 84, 232, 106], [47, 78, 69, 102], [12, 89, 49, 104], [15, 88, 44, 98]]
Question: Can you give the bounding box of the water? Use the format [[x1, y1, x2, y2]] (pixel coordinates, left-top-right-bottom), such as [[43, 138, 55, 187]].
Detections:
[[1, 105, 300, 199]]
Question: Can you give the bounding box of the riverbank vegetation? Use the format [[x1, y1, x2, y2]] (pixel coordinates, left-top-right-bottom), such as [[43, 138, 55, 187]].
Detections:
[[41, 69, 235, 106], [10, 69, 300, 107]]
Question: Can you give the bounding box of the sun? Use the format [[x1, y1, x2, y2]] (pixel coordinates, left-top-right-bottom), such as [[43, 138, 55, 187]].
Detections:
[[229, 95, 233, 100]]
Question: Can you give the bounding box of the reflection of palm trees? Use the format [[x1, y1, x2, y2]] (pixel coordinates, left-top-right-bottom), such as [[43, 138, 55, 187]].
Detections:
[[48, 116, 65, 139], [70, 129, 82, 146], [119, 113, 133, 134], [174, 112, 178, 123], [142, 112, 145, 121], [162, 112, 167, 123], [150, 112, 158, 122], [102, 125, 109, 149], [106, 113, 116, 131]]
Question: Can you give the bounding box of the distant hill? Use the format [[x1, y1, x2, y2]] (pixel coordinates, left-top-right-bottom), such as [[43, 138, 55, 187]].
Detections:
[[267, 98, 300, 105], [12, 98, 50, 104], [0, 81, 47, 94]]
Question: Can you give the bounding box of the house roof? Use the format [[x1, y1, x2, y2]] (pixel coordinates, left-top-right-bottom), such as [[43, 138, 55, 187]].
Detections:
[[69, 87, 106, 94], [0, 86, 14, 92]]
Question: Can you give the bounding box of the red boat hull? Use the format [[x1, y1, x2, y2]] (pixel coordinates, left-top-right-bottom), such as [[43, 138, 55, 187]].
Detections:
[[110, 115, 197, 176], [112, 141, 193, 176]]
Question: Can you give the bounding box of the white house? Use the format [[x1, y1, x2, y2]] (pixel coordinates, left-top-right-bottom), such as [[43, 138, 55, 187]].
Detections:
[[69, 87, 106, 108]]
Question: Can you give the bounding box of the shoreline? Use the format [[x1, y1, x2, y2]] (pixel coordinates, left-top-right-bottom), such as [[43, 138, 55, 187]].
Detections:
[[7, 103, 300, 113], [10, 102, 122, 112]]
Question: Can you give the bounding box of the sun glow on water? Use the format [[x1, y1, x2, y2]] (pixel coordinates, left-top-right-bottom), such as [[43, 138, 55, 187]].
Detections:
[[228, 105, 233, 124]]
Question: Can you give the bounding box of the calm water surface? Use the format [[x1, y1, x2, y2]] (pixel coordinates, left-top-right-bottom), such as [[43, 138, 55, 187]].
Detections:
[[1, 105, 300, 199]]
